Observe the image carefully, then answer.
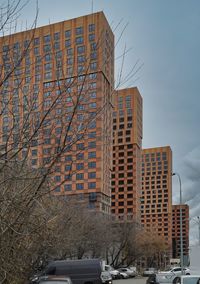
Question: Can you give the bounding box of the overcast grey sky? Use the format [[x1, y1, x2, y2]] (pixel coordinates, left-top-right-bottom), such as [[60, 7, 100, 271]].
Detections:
[[18, 0, 200, 244]]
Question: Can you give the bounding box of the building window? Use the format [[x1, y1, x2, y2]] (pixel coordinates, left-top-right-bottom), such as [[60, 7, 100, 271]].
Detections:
[[88, 172, 96, 179], [65, 165, 72, 171], [44, 72, 52, 80], [34, 47, 39, 55], [89, 82, 97, 89], [67, 67, 73, 75], [76, 163, 84, 170], [24, 39, 30, 48], [76, 173, 84, 180], [54, 42, 60, 50], [34, 37, 40, 45], [76, 143, 84, 150], [67, 48, 73, 56], [45, 53, 52, 61], [54, 186, 60, 192], [88, 132, 96, 139], [88, 151, 96, 158], [88, 141, 96, 148], [32, 159, 37, 166], [44, 44, 51, 52], [78, 65, 85, 74], [91, 42, 97, 50], [88, 161, 96, 168], [88, 182, 96, 189], [89, 24, 95, 32], [76, 26, 83, 35], [55, 175, 61, 182], [45, 63, 52, 70], [67, 58, 73, 65], [77, 45, 85, 54], [43, 148, 51, 155], [90, 52, 97, 60], [88, 121, 96, 129], [89, 34, 95, 41], [65, 30, 71, 38], [64, 184, 72, 191], [76, 153, 84, 160], [76, 183, 84, 190], [90, 62, 97, 70], [77, 55, 85, 63], [54, 32, 60, 41], [76, 37, 84, 45], [44, 34, 51, 43], [56, 51, 62, 58], [65, 39, 71, 47]]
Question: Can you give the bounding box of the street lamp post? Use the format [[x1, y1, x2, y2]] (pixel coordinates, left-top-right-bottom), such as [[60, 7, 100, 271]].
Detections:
[[172, 172, 184, 275]]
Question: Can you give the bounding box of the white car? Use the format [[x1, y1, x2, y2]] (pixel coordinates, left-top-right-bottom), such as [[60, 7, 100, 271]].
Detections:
[[143, 268, 157, 276], [118, 272, 129, 279], [160, 267, 190, 275], [118, 268, 136, 278], [101, 271, 112, 284], [154, 267, 191, 284], [104, 265, 121, 279]]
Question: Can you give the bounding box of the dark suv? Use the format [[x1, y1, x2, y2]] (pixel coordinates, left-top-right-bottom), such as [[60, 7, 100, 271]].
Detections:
[[36, 259, 103, 284]]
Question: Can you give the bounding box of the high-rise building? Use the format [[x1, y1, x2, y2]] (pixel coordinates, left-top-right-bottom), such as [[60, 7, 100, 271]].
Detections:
[[111, 87, 143, 222], [172, 204, 189, 260], [0, 12, 114, 213], [141, 146, 173, 255]]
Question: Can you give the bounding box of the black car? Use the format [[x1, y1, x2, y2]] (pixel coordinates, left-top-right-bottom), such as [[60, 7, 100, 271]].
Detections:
[[33, 259, 103, 284], [146, 274, 157, 284]]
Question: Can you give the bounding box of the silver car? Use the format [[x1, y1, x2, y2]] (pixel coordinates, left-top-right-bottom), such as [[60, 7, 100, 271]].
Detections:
[[118, 268, 136, 278]]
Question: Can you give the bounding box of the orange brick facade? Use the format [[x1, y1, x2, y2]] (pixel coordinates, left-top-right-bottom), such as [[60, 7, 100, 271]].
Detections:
[[111, 87, 143, 222], [141, 147, 173, 255], [172, 204, 189, 259], [0, 10, 190, 259], [0, 12, 114, 214]]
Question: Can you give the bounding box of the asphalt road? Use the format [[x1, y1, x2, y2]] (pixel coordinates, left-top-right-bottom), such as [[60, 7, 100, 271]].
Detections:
[[113, 277, 147, 284]]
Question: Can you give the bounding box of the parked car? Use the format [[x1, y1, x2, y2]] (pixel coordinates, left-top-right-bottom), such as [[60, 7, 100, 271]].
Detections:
[[159, 267, 190, 276], [101, 271, 112, 284], [147, 267, 191, 284], [39, 259, 103, 284], [128, 266, 137, 276], [104, 265, 121, 279], [118, 271, 129, 279], [146, 274, 198, 284], [38, 276, 72, 284], [118, 268, 136, 278], [143, 268, 157, 277], [146, 273, 157, 284]]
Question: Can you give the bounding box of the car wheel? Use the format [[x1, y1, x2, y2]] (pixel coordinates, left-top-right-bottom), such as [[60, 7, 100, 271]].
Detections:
[[173, 277, 181, 284]]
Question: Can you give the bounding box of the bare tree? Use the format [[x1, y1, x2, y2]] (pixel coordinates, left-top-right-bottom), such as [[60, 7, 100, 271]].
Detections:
[[0, 1, 112, 282], [136, 229, 168, 269], [0, 1, 144, 283], [103, 221, 139, 268]]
